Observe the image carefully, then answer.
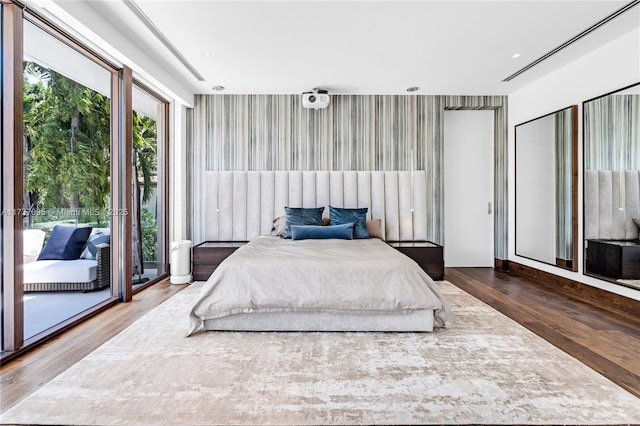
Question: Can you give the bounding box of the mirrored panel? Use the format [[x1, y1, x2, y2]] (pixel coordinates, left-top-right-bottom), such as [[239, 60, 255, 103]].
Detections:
[[584, 82, 640, 290], [515, 105, 577, 270]]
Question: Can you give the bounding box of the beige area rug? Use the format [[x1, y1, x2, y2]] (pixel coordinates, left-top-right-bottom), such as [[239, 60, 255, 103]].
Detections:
[[2, 281, 639, 425]]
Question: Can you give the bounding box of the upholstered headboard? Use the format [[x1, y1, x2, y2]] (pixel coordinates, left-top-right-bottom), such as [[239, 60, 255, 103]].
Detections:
[[203, 171, 428, 241], [585, 170, 640, 240]]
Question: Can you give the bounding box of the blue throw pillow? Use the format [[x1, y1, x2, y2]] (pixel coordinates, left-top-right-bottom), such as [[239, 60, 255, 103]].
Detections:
[[81, 230, 111, 260], [329, 206, 369, 239], [282, 207, 324, 239], [291, 223, 354, 240], [37, 225, 92, 260]]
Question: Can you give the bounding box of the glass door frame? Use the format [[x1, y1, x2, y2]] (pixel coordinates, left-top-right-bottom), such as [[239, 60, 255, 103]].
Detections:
[[1, 0, 25, 353]]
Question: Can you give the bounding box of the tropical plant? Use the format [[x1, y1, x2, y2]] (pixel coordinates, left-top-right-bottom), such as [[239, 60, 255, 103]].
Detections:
[[132, 111, 158, 273], [140, 207, 158, 262], [23, 61, 111, 214], [133, 111, 157, 204], [23, 61, 160, 272]]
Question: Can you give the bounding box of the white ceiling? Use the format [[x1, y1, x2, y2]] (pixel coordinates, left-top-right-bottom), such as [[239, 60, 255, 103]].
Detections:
[[45, 1, 640, 96]]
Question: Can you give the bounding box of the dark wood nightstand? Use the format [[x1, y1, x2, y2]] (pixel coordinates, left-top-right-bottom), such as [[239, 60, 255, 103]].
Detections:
[[586, 239, 640, 279], [387, 241, 444, 281], [192, 241, 247, 281]]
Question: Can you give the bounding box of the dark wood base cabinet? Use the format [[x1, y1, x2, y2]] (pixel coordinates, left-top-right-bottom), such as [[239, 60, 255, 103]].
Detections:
[[192, 242, 247, 281], [586, 239, 640, 280], [388, 241, 444, 281]]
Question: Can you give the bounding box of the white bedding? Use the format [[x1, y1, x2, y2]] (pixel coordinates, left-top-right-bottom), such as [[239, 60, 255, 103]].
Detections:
[[188, 236, 451, 335]]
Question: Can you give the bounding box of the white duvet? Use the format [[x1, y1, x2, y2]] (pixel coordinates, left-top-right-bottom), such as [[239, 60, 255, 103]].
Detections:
[[188, 236, 451, 335]]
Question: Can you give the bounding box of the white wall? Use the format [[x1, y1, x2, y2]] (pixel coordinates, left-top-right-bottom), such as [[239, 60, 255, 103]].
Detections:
[[509, 28, 640, 301], [170, 104, 190, 242]]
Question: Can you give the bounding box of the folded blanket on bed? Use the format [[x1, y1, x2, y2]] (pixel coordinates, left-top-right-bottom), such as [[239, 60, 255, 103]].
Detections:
[[188, 236, 451, 335]]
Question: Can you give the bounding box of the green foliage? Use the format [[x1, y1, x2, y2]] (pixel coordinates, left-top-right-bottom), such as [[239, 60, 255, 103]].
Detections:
[[23, 61, 160, 267], [133, 111, 158, 204], [23, 61, 111, 211], [140, 208, 157, 262]]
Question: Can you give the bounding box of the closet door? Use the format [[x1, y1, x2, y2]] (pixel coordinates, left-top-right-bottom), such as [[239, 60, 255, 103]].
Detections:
[[444, 110, 494, 267]]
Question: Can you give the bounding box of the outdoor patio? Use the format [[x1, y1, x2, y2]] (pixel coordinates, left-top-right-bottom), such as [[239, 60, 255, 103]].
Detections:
[[24, 269, 160, 339]]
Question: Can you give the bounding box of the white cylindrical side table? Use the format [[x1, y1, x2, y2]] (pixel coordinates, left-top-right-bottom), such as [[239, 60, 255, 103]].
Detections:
[[170, 240, 192, 284]]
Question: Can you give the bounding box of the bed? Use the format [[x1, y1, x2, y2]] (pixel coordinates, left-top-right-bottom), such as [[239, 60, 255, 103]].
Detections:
[[188, 236, 450, 334], [188, 170, 451, 334]]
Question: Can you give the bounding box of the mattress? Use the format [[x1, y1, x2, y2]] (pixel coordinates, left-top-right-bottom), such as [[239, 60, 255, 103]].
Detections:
[[188, 236, 451, 335]]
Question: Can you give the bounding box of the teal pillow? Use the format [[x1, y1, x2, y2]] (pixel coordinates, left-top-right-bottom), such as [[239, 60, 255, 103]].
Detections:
[[291, 223, 354, 240], [329, 206, 369, 239], [282, 207, 325, 239]]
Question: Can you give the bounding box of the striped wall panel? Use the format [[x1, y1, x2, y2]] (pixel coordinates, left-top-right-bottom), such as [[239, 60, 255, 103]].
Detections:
[[555, 109, 573, 261], [444, 95, 504, 110], [493, 99, 509, 261], [445, 95, 509, 260], [584, 94, 639, 170], [202, 94, 430, 172], [189, 94, 508, 259]]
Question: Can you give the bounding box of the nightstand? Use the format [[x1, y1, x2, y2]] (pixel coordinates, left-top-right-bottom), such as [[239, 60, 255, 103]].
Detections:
[[387, 241, 444, 281], [192, 241, 247, 281], [586, 239, 640, 279]]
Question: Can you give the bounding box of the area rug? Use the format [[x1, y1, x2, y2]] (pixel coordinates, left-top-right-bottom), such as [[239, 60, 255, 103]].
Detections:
[[2, 281, 639, 425]]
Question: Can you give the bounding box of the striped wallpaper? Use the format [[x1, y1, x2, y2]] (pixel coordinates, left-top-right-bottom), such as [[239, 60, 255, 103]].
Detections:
[[199, 95, 435, 172], [584, 94, 640, 170], [189, 94, 508, 259], [555, 108, 574, 261], [444, 95, 508, 260]]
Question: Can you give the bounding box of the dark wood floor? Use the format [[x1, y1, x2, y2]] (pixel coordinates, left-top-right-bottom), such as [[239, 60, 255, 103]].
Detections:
[[1, 268, 639, 413], [446, 267, 640, 399]]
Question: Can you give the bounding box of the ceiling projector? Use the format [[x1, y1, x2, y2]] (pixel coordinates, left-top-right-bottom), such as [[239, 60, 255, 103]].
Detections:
[[302, 89, 330, 109]]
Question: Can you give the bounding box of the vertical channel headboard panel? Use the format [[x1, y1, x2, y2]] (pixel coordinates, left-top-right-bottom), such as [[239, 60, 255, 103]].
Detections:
[[584, 170, 640, 240], [203, 171, 428, 241]]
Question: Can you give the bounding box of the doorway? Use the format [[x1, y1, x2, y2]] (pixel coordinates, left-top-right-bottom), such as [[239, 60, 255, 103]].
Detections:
[[444, 110, 494, 267]]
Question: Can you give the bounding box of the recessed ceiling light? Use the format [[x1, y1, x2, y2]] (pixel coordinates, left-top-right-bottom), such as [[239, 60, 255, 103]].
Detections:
[[406, 86, 419, 92], [204, 52, 211, 57], [212, 85, 225, 91], [512, 53, 521, 59]]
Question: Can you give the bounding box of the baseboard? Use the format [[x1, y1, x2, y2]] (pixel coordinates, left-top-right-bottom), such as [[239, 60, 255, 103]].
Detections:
[[494, 258, 509, 272], [555, 258, 573, 269], [508, 262, 640, 325]]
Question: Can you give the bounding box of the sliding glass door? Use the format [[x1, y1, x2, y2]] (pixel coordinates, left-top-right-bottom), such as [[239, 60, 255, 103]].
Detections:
[[21, 18, 116, 340], [1, 1, 171, 358], [131, 83, 169, 289]]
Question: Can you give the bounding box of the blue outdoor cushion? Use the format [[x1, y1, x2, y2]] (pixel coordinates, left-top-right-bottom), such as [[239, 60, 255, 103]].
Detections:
[[291, 223, 354, 240], [329, 206, 369, 239], [282, 207, 324, 239], [37, 225, 92, 260]]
